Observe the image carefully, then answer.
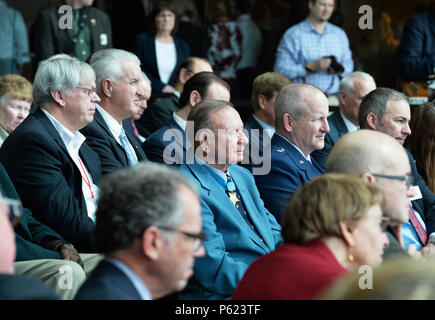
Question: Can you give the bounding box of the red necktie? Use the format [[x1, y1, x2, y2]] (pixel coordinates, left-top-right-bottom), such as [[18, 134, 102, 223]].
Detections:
[[131, 120, 140, 139], [409, 205, 428, 246]]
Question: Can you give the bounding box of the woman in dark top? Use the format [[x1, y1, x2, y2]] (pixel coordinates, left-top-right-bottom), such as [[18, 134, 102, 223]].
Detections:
[[133, 1, 190, 99]]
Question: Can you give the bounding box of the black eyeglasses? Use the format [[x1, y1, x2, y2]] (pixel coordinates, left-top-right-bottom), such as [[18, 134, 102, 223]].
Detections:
[[156, 225, 205, 251], [76, 86, 97, 97], [3, 197, 22, 227], [371, 173, 413, 188]]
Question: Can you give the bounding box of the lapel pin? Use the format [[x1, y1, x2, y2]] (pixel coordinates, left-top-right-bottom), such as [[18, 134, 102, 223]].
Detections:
[[277, 148, 284, 152]]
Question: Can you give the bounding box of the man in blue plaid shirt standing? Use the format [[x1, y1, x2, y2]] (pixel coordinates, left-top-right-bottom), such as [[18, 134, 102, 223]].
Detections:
[[273, 0, 353, 96]]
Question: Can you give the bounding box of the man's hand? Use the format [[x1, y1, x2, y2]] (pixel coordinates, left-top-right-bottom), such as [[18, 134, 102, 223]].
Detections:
[[407, 244, 422, 259], [306, 57, 332, 73], [421, 242, 435, 259], [59, 244, 84, 269], [162, 85, 175, 94]]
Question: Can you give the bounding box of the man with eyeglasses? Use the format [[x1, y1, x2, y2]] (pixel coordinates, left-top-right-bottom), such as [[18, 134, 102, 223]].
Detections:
[[359, 87, 435, 257], [75, 162, 205, 300], [0, 56, 101, 252], [0, 194, 59, 300], [80, 49, 147, 176], [327, 130, 423, 258]]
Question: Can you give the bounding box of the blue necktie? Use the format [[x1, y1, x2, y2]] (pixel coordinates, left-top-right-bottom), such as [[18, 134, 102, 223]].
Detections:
[[119, 128, 138, 166]]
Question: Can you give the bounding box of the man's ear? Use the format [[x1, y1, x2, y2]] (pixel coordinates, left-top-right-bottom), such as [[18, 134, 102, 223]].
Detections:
[[283, 113, 293, 132], [360, 172, 375, 184], [366, 112, 378, 130], [178, 68, 190, 85], [189, 90, 202, 107], [50, 90, 66, 107], [257, 94, 267, 111], [141, 226, 164, 261], [101, 78, 113, 98], [338, 90, 346, 106]]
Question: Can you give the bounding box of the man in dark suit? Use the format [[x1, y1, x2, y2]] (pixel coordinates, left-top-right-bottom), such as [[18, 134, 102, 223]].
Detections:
[[359, 87, 435, 257], [243, 72, 291, 174], [137, 57, 212, 136], [0, 56, 101, 252], [254, 83, 329, 222], [75, 162, 205, 300], [142, 72, 230, 166], [178, 100, 282, 299], [396, 3, 435, 82], [0, 162, 101, 299], [0, 196, 59, 300], [312, 71, 376, 170], [81, 49, 147, 175], [32, 0, 112, 63]]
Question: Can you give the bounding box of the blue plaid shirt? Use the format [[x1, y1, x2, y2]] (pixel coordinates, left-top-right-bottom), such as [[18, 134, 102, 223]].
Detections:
[[273, 19, 353, 95]]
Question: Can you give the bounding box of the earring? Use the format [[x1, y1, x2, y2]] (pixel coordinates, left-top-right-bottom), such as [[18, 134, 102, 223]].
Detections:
[[348, 247, 354, 262]]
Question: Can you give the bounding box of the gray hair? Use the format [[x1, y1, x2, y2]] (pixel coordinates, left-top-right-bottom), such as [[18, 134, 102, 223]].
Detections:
[[94, 162, 198, 254], [339, 71, 376, 96], [141, 72, 151, 85], [33, 57, 95, 108], [274, 83, 314, 130], [90, 49, 141, 96], [358, 87, 408, 129]]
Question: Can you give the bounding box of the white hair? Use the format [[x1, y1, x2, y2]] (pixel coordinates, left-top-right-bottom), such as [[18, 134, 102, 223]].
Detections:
[[33, 57, 95, 108], [339, 71, 376, 96], [90, 49, 141, 95]]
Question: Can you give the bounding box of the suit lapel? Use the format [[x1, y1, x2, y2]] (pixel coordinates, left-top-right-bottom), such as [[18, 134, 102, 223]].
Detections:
[[273, 134, 322, 181], [328, 111, 349, 144], [94, 110, 129, 166], [34, 109, 70, 157]]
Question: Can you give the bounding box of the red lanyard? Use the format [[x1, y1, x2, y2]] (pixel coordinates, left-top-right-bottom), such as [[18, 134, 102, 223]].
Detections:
[[78, 158, 94, 199]]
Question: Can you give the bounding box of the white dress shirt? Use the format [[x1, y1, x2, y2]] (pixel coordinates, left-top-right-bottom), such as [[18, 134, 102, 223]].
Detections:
[[41, 108, 98, 220]]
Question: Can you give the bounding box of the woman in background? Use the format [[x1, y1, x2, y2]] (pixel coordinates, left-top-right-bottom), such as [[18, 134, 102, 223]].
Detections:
[[0, 74, 32, 146], [133, 1, 190, 100], [404, 102, 435, 193]]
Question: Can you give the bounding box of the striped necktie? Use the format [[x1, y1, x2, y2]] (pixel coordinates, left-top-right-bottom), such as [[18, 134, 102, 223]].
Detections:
[[119, 128, 138, 166]]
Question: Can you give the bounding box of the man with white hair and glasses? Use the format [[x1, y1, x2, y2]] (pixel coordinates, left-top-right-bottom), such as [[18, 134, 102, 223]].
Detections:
[[0, 56, 101, 252]]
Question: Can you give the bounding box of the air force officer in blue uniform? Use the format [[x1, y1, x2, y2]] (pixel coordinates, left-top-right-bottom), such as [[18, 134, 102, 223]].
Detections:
[[254, 83, 330, 222]]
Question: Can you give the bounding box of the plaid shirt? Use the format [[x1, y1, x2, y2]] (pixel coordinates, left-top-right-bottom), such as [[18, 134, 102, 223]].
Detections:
[[274, 19, 353, 95]]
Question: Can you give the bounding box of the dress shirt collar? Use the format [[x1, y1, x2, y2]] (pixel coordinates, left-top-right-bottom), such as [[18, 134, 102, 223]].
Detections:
[[106, 258, 152, 300], [252, 115, 275, 138], [276, 133, 312, 162], [339, 111, 359, 133], [41, 108, 86, 155], [196, 156, 229, 185], [173, 112, 187, 131], [173, 90, 181, 98], [96, 104, 123, 142], [303, 18, 332, 35]]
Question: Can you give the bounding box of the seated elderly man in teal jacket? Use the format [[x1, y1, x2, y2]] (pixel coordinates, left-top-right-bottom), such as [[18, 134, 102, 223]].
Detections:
[[178, 99, 282, 299]]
